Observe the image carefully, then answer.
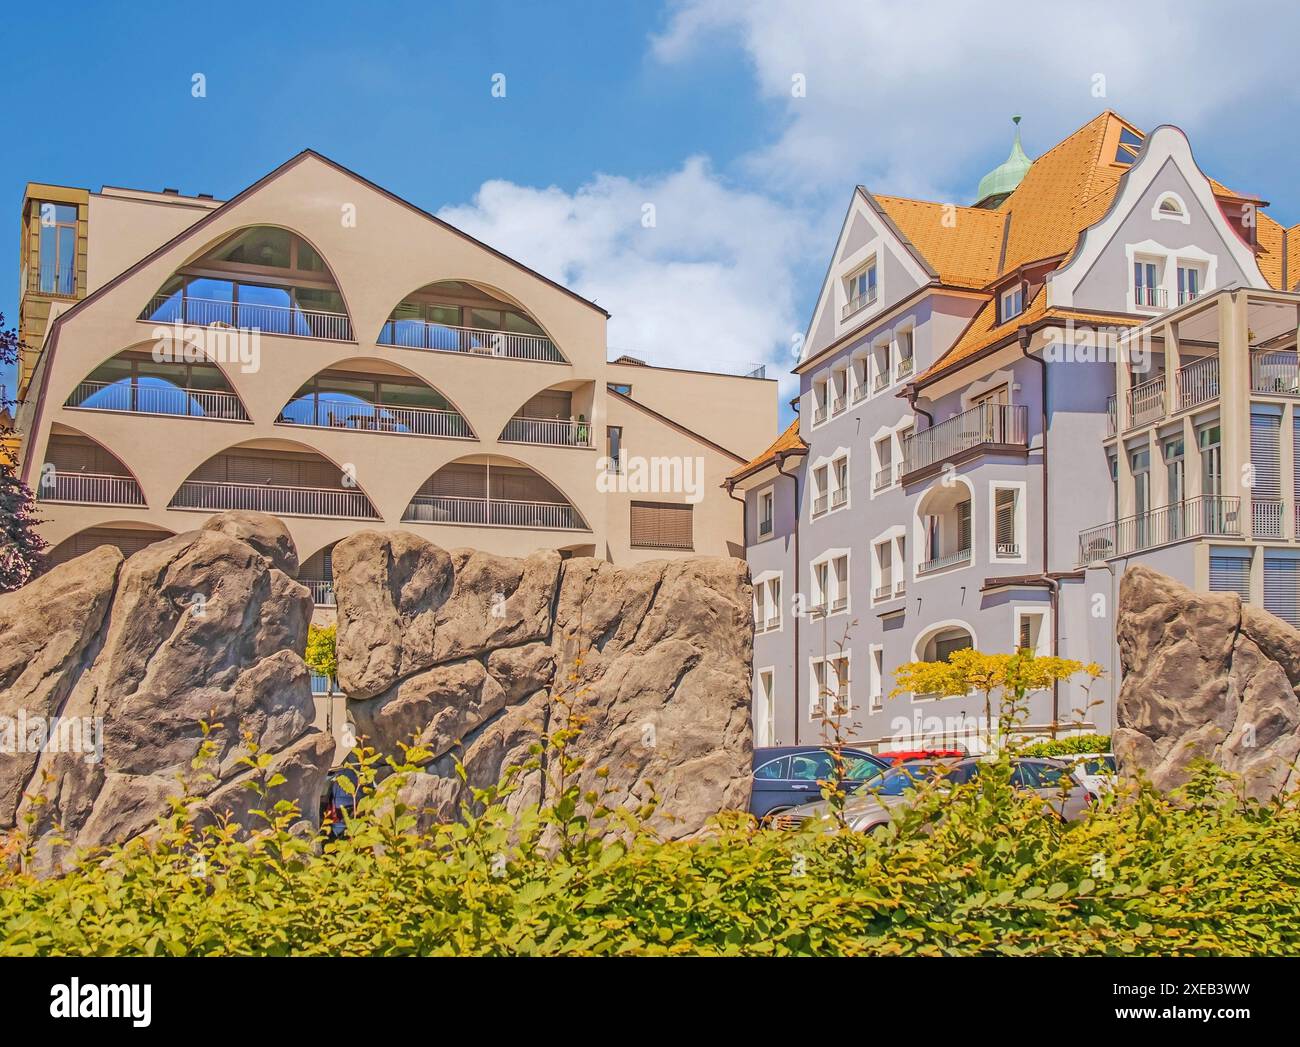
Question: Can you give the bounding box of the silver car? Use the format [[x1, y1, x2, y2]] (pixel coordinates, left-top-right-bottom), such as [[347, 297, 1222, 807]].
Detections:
[[772, 757, 1091, 833]]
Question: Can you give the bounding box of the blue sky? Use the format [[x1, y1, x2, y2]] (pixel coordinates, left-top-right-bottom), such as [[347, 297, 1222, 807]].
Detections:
[[4, 0, 1299, 414]]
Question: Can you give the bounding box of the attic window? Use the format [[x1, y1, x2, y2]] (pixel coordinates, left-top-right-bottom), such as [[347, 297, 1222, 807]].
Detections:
[[1152, 192, 1189, 224], [1114, 127, 1143, 165], [1000, 286, 1024, 322]]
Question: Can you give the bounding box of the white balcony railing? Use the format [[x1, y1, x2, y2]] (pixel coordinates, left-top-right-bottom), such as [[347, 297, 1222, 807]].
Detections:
[[169, 480, 379, 519], [812, 494, 829, 517], [141, 293, 353, 341], [499, 416, 593, 447], [1253, 499, 1284, 539], [896, 356, 915, 380], [832, 395, 846, 414], [402, 495, 585, 530], [65, 380, 250, 421], [841, 286, 878, 320], [1126, 374, 1166, 427], [918, 547, 972, 575], [276, 397, 473, 439], [1105, 393, 1117, 436], [814, 405, 829, 425], [38, 472, 145, 506], [873, 369, 891, 393], [302, 579, 335, 606], [1252, 351, 1300, 395], [873, 465, 894, 491], [1134, 287, 1168, 309], [873, 577, 893, 601], [1076, 495, 1241, 564], [900, 403, 1029, 480], [379, 318, 564, 363], [1178, 356, 1220, 411]]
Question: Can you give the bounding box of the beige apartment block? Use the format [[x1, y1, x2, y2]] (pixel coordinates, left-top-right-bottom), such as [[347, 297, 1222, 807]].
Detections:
[[15, 151, 777, 609]]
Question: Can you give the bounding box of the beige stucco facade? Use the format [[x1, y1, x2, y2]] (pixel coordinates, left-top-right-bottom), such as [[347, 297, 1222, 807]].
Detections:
[[15, 152, 776, 586]]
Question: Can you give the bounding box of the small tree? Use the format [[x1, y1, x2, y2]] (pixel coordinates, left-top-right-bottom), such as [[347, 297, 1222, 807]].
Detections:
[[0, 463, 46, 591], [304, 623, 338, 686]]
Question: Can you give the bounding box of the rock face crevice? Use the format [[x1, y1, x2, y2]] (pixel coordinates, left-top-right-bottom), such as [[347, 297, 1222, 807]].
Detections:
[[1115, 565, 1300, 800]]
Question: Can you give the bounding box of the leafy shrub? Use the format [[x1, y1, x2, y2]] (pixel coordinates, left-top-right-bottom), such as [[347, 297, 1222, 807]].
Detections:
[[1020, 734, 1112, 759], [1, 715, 1297, 956]]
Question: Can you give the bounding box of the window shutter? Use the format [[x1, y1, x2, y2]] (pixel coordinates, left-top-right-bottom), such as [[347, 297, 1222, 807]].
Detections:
[[1018, 616, 1033, 651], [995, 489, 1017, 550], [1251, 412, 1281, 497], [1264, 554, 1300, 627], [630, 501, 693, 550], [1209, 551, 1251, 600], [956, 499, 972, 552]]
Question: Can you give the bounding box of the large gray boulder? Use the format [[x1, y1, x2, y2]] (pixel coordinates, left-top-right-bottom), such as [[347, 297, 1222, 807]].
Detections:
[[1115, 565, 1300, 800], [331, 533, 754, 838], [1, 512, 332, 872]]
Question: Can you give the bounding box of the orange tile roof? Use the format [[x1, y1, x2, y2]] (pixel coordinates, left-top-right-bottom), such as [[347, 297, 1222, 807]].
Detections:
[[1286, 223, 1300, 291], [874, 195, 1006, 289], [726, 419, 806, 483], [1256, 212, 1286, 290]]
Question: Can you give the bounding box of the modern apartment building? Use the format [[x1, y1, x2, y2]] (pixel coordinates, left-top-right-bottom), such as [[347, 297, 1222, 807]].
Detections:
[[729, 112, 1300, 754], [13, 151, 777, 605]]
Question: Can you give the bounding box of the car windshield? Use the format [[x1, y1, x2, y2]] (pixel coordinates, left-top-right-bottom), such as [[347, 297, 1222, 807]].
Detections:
[[871, 762, 965, 796], [845, 756, 886, 782]]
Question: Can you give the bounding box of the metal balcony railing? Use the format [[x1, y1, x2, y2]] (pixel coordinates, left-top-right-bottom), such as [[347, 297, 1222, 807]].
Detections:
[[141, 293, 353, 341], [302, 579, 335, 606], [1253, 498, 1284, 539], [379, 318, 564, 362], [758, 517, 773, 539], [832, 395, 846, 414], [1134, 287, 1168, 309], [500, 416, 593, 447], [1178, 356, 1220, 410], [1251, 351, 1300, 395], [402, 495, 585, 530], [38, 472, 145, 506], [873, 369, 891, 393], [831, 487, 848, 509], [1076, 495, 1241, 564], [831, 595, 848, 613], [841, 286, 878, 320], [1127, 374, 1166, 427], [66, 380, 249, 421], [995, 541, 1021, 557], [896, 356, 914, 380], [813, 405, 829, 425], [1105, 393, 1117, 436], [277, 397, 473, 439], [894, 580, 906, 597], [812, 494, 829, 516], [918, 547, 972, 575], [873, 577, 893, 601], [30, 261, 77, 297], [1178, 288, 1201, 306], [170, 480, 379, 519], [900, 403, 1028, 480], [763, 613, 781, 632], [873, 465, 894, 491]]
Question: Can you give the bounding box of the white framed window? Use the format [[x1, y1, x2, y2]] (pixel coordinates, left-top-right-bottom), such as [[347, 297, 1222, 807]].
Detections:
[[873, 435, 894, 492], [831, 366, 849, 415], [810, 548, 850, 618], [1133, 255, 1166, 310], [809, 653, 851, 718], [872, 338, 892, 394], [895, 325, 915, 380], [1000, 285, 1024, 322], [811, 464, 830, 517], [1176, 261, 1204, 306], [757, 486, 774, 539], [851, 352, 870, 403], [989, 481, 1027, 563], [753, 571, 782, 633], [843, 259, 878, 319], [812, 376, 831, 426], [832, 553, 849, 614], [869, 645, 885, 712], [831, 453, 850, 511], [1012, 607, 1051, 656], [1151, 191, 1190, 224], [755, 668, 776, 746]]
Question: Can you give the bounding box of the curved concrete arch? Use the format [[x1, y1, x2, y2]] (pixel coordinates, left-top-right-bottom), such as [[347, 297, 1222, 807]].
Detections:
[[63, 340, 253, 420], [910, 618, 980, 664]]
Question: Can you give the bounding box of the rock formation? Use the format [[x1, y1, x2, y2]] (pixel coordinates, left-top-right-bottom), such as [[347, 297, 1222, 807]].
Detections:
[[1115, 565, 1300, 800], [332, 531, 754, 838]]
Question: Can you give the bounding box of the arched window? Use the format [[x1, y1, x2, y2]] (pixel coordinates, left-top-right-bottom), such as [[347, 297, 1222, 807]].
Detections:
[[380, 280, 564, 362], [922, 626, 975, 664], [1152, 192, 1189, 224]]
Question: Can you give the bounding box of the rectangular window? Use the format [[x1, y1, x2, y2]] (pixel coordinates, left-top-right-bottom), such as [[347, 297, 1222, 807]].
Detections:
[[832, 456, 849, 508], [605, 425, 623, 473], [756, 670, 775, 747], [1264, 553, 1300, 627], [832, 554, 849, 613], [844, 261, 878, 317], [1209, 548, 1251, 601], [1177, 265, 1201, 305], [994, 488, 1019, 557], [870, 647, 884, 712], [630, 501, 693, 550], [956, 499, 972, 553], [1000, 286, 1024, 321], [874, 540, 892, 600], [1016, 610, 1047, 655], [1134, 259, 1163, 308], [897, 328, 915, 374], [813, 561, 830, 616], [36, 201, 78, 296], [758, 489, 774, 538], [1251, 411, 1282, 538], [812, 465, 829, 516], [874, 436, 893, 491]]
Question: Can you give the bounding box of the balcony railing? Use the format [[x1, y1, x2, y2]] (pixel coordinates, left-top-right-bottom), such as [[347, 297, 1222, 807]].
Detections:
[[141, 293, 353, 341], [169, 480, 379, 519], [277, 397, 473, 439], [1178, 356, 1220, 411], [812, 494, 829, 517], [1178, 288, 1201, 306], [758, 518, 773, 539], [809, 600, 828, 619], [302, 579, 335, 606], [66, 380, 249, 421], [379, 318, 563, 362], [841, 286, 878, 320], [894, 580, 906, 598], [759, 613, 780, 633], [832, 395, 846, 414], [402, 495, 585, 530], [1076, 495, 1241, 564], [873, 465, 894, 491], [30, 261, 77, 297], [873, 578, 893, 601], [900, 403, 1029, 481], [1251, 351, 1300, 395], [996, 541, 1021, 557], [38, 472, 145, 506], [500, 416, 594, 447], [896, 356, 914, 380], [1253, 498, 1284, 539], [872, 369, 891, 393], [814, 405, 829, 425], [918, 547, 972, 575], [1127, 374, 1166, 427], [831, 487, 848, 509], [831, 595, 848, 614], [1134, 287, 1168, 309], [1105, 393, 1117, 437]]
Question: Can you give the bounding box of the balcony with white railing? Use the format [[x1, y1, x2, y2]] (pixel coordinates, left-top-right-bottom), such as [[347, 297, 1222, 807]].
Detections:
[[65, 380, 250, 421], [378, 318, 564, 363], [899, 403, 1029, 483], [169, 480, 380, 520], [894, 580, 906, 598], [1134, 287, 1168, 310], [841, 286, 878, 320], [1076, 495, 1242, 564], [832, 395, 846, 414], [873, 574, 893, 602], [1105, 393, 1117, 437], [1177, 355, 1219, 411], [302, 579, 335, 606], [872, 369, 891, 393], [896, 356, 915, 381], [812, 493, 829, 517], [38, 472, 145, 507], [1251, 351, 1300, 395], [873, 465, 894, 491], [813, 404, 829, 425], [276, 395, 473, 440], [402, 495, 585, 530], [1253, 499, 1284, 539], [1126, 373, 1166, 428], [140, 293, 354, 341], [499, 416, 594, 448], [918, 547, 972, 576]]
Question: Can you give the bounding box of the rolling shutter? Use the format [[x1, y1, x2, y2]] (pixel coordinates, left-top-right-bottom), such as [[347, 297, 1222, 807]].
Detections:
[[1251, 411, 1282, 537], [1263, 553, 1300, 627], [1209, 549, 1251, 601], [956, 499, 972, 552], [995, 489, 1017, 550], [630, 501, 693, 550]]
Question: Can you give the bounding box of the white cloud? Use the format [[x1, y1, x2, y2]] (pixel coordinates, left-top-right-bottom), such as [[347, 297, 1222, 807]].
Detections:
[[652, 0, 1300, 200], [437, 157, 817, 398]]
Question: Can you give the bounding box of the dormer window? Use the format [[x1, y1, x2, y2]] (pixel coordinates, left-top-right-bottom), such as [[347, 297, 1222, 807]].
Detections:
[[1152, 192, 1190, 224], [843, 260, 878, 319], [1000, 286, 1024, 322]]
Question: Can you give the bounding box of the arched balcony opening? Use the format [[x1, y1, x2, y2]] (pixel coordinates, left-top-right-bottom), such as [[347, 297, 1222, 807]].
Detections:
[[46, 523, 174, 569], [275, 359, 474, 440], [36, 425, 146, 507], [64, 346, 250, 421], [138, 226, 353, 341], [915, 481, 973, 576], [379, 280, 565, 363], [300, 542, 338, 606], [498, 381, 594, 448], [403, 455, 587, 531], [170, 440, 380, 520]]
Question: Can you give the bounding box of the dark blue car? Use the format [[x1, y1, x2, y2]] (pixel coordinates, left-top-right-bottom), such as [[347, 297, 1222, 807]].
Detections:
[[749, 746, 888, 823]]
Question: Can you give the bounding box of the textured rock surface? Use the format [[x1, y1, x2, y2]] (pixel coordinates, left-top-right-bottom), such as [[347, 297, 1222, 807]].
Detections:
[[331, 531, 754, 838], [1115, 565, 1300, 800], [0, 512, 332, 872]]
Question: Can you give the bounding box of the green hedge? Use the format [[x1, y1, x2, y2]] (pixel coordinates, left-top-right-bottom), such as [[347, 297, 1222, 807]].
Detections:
[[1, 733, 1297, 956], [1018, 734, 1112, 759]]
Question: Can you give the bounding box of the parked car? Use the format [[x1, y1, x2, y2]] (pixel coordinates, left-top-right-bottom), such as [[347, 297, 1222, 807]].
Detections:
[[750, 746, 889, 823], [880, 748, 966, 766], [772, 756, 1091, 833], [1059, 752, 1117, 799]]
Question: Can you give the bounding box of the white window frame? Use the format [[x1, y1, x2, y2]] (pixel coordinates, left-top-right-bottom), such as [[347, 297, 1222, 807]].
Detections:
[[894, 323, 916, 380], [753, 569, 783, 633], [809, 652, 851, 719], [988, 480, 1028, 565], [1125, 240, 1217, 315], [871, 336, 892, 395], [755, 667, 776, 746], [756, 485, 775, 540], [809, 547, 850, 618], [850, 349, 871, 403], [869, 644, 885, 712], [831, 365, 850, 415], [811, 373, 832, 427], [843, 257, 879, 319], [1000, 285, 1025, 322], [1151, 191, 1190, 224], [1011, 606, 1052, 657], [870, 523, 906, 604]]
